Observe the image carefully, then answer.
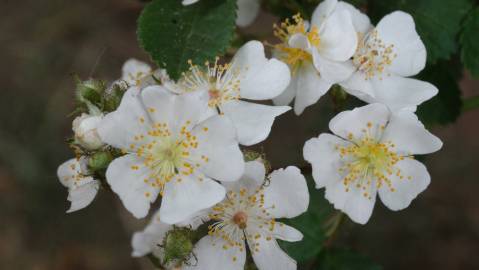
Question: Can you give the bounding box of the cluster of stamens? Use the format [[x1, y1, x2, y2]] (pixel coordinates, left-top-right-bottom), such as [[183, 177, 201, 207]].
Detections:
[[180, 58, 241, 109], [353, 30, 397, 80], [335, 122, 413, 199], [127, 117, 210, 198], [207, 186, 277, 260], [273, 14, 320, 72]]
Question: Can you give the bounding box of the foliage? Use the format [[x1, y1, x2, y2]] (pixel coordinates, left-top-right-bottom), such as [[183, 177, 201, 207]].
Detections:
[[460, 7, 479, 77]]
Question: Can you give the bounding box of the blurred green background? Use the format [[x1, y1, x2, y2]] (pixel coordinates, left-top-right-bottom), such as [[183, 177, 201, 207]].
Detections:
[[1, 0, 478, 269]]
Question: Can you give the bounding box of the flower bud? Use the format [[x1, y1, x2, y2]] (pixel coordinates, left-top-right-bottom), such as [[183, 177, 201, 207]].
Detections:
[[76, 78, 105, 105], [162, 228, 194, 266], [73, 113, 104, 150], [88, 151, 113, 171]]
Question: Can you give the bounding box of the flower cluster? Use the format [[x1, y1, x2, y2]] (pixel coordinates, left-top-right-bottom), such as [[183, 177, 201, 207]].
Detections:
[[57, 0, 443, 269]]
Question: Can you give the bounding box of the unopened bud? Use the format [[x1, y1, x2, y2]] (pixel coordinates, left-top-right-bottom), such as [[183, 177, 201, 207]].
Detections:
[[88, 151, 113, 171], [163, 228, 194, 266], [73, 113, 104, 150], [76, 78, 105, 105]]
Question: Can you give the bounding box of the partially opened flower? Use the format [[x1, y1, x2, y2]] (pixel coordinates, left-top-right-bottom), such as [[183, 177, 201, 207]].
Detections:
[[340, 11, 438, 111], [177, 41, 291, 146], [57, 157, 100, 213], [181, 160, 309, 270], [304, 103, 442, 224], [272, 0, 357, 114], [98, 86, 245, 223], [72, 113, 104, 150]]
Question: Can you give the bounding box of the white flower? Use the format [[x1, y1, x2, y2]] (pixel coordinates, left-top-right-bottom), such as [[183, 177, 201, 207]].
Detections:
[[272, 0, 358, 115], [177, 41, 291, 146], [181, 0, 260, 27], [98, 86, 245, 223], [181, 161, 309, 270], [57, 157, 100, 213], [303, 103, 442, 224], [121, 58, 153, 87], [72, 113, 104, 150], [340, 11, 438, 111]]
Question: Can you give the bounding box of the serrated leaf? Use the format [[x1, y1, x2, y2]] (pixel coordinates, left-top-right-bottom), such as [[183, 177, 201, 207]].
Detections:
[[460, 7, 479, 77], [137, 0, 236, 80], [316, 248, 382, 270], [417, 61, 463, 125], [279, 180, 334, 263], [369, 0, 473, 63]]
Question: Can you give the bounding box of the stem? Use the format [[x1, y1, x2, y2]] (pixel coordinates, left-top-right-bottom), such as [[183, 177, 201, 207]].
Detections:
[[462, 96, 479, 112]]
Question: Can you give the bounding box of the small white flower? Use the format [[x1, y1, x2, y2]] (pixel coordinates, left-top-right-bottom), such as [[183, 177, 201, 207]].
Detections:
[[72, 113, 104, 150], [272, 0, 358, 115], [340, 11, 438, 111], [98, 86, 245, 223], [181, 161, 308, 270], [57, 157, 100, 213], [177, 41, 291, 146], [121, 58, 153, 87], [181, 0, 260, 27], [304, 103, 442, 224]]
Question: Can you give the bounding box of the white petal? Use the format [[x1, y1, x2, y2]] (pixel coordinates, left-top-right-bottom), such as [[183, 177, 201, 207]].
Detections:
[[303, 134, 350, 189], [160, 174, 226, 224], [220, 100, 290, 146], [223, 160, 266, 192], [106, 154, 161, 219], [263, 166, 309, 219], [378, 158, 430, 211], [182, 0, 200, 5], [318, 10, 357, 61], [184, 235, 246, 270], [324, 178, 377, 224], [272, 76, 297, 106], [131, 213, 172, 257], [122, 59, 152, 85], [232, 41, 291, 100], [141, 86, 208, 135], [336, 1, 372, 34], [381, 110, 442, 155], [191, 115, 245, 182], [273, 223, 303, 242], [236, 0, 260, 27], [370, 75, 438, 111], [329, 103, 390, 140], [313, 52, 356, 83], [288, 33, 311, 51], [292, 64, 332, 115], [311, 0, 338, 27], [98, 87, 151, 150], [67, 180, 100, 213], [57, 158, 82, 188], [376, 11, 426, 77], [339, 70, 375, 98], [249, 237, 296, 270]]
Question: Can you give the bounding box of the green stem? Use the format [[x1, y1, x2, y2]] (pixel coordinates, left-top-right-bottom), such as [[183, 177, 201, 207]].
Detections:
[[462, 96, 479, 112]]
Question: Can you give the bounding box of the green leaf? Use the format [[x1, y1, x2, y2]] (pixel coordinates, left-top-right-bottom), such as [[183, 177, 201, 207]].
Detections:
[[137, 0, 237, 80], [279, 179, 334, 263], [369, 0, 473, 63], [460, 7, 479, 77], [316, 248, 382, 270], [417, 60, 463, 125]]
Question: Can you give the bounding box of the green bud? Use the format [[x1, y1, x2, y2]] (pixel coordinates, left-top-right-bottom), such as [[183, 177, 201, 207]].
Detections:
[[88, 151, 113, 171], [75, 77, 105, 105], [243, 150, 271, 172], [103, 84, 126, 112], [162, 227, 194, 266]]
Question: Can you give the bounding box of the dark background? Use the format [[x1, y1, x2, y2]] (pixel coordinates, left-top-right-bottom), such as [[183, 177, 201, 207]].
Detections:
[[1, 0, 478, 269]]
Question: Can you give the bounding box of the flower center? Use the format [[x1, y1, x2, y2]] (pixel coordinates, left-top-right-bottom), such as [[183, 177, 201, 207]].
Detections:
[[336, 122, 412, 198], [233, 211, 248, 229], [180, 58, 241, 109], [352, 30, 397, 80], [273, 14, 320, 73], [128, 119, 205, 197]]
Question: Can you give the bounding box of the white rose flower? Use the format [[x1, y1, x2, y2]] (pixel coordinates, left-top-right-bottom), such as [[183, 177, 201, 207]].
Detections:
[[340, 11, 438, 111], [304, 103, 443, 224], [57, 157, 100, 213], [272, 0, 358, 115], [98, 86, 245, 223], [73, 113, 104, 150], [177, 41, 291, 146], [180, 161, 309, 270]]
